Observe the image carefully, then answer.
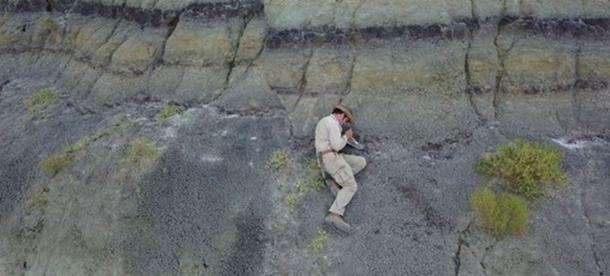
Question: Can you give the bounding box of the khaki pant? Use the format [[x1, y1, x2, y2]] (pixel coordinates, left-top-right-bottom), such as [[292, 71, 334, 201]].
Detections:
[[321, 153, 367, 216]]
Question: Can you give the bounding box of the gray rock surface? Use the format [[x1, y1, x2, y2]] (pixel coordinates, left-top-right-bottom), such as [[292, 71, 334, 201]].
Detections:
[[0, 0, 609, 275]]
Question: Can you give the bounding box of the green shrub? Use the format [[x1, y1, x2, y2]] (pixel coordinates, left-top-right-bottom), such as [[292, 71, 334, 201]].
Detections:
[[25, 90, 58, 114], [471, 187, 528, 236], [283, 192, 299, 209], [63, 137, 91, 154], [476, 140, 567, 198], [30, 190, 49, 211], [282, 158, 325, 210], [127, 138, 159, 168], [40, 153, 75, 175], [116, 138, 160, 183], [305, 158, 324, 189], [266, 149, 291, 173], [157, 105, 186, 125], [39, 15, 59, 32], [308, 229, 329, 255]]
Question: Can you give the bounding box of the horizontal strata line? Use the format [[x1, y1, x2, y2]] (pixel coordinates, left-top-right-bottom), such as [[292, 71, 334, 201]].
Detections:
[[500, 16, 610, 36], [3, 10, 610, 45], [266, 19, 479, 48], [266, 17, 610, 48], [1, 0, 264, 27]]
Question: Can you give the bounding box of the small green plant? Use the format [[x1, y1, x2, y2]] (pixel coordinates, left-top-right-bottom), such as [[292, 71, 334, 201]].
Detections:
[[476, 140, 567, 198], [25, 90, 58, 114], [39, 15, 59, 32], [127, 138, 160, 167], [40, 153, 75, 175], [305, 158, 324, 186], [308, 229, 329, 254], [63, 137, 91, 154], [283, 158, 325, 210], [471, 187, 528, 236], [30, 188, 49, 211], [157, 104, 186, 125], [283, 192, 299, 209], [266, 149, 291, 173], [116, 138, 160, 183]]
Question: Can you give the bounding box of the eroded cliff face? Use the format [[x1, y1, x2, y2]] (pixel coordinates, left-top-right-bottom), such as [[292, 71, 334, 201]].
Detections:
[[0, 0, 609, 275]]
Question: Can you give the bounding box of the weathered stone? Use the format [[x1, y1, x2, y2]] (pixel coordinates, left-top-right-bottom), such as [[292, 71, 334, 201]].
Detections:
[[57, 59, 103, 101], [174, 66, 228, 103], [520, 0, 583, 18], [332, 0, 367, 29], [31, 15, 63, 49], [58, 16, 86, 53], [261, 48, 311, 92], [264, 0, 338, 30], [29, 52, 71, 80], [92, 40, 127, 68], [2, 5, 610, 276], [0, 15, 34, 52], [214, 66, 283, 113], [163, 17, 235, 66], [153, 0, 191, 11], [87, 72, 145, 106], [350, 40, 467, 95], [579, 40, 610, 84], [501, 37, 576, 93], [289, 93, 341, 138], [304, 45, 352, 95], [235, 18, 265, 64], [468, 25, 499, 93], [109, 27, 165, 74], [354, 0, 453, 28], [576, 88, 610, 135], [472, 0, 508, 20], [277, 93, 299, 111], [344, 40, 477, 142], [582, 0, 610, 18], [146, 65, 184, 101], [73, 18, 120, 62], [496, 90, 576, 137]]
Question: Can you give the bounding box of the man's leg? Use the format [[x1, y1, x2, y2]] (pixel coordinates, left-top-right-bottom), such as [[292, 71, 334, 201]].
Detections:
[[322, 155, 357, 232], [342, 154, 367, 175], [328, 166, 358, 216]]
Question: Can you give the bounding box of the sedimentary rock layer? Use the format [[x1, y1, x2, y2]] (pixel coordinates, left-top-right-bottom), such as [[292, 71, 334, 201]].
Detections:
[[1, 0, 610, 275]]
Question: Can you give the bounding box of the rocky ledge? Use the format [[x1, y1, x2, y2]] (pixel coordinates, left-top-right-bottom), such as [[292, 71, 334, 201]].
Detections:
[[0, 0, 609, 275]]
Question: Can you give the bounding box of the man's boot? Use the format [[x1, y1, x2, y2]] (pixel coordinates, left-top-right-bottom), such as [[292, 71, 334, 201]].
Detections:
[[325, 213, 351, 233], [325, 178, 341, 197]]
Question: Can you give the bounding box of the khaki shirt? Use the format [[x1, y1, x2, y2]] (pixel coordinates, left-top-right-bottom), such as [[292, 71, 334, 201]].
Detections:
[[315, 115, 347, 153]]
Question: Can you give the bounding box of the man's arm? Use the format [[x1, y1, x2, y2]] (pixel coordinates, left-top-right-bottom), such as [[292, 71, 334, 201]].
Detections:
[[328, 122, 347, 151]]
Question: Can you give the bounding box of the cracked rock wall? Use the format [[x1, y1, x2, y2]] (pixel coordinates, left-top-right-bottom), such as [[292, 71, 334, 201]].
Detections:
[[0, 0, 609, 275]]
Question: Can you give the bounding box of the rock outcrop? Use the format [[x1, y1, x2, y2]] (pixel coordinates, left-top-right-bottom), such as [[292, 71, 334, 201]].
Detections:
[[0, 0, 609, 274]]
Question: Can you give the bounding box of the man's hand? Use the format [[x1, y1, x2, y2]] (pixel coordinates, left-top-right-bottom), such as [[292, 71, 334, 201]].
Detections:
[[345, 128, 354, 140]]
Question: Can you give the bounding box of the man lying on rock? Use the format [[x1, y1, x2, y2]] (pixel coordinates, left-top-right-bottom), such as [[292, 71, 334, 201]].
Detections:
[[314, 104, 367, 233]]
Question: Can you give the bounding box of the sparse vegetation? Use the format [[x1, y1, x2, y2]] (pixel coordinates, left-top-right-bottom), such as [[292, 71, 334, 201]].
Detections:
[[471, 187, 528, 237], [283, 158, 325, 210], [476, 140, 567, 198], [127, 138, 160, 166], [29, 188, 49, 211], [63, 136, 91, 154], [116, 138, 160, 183], [308, 229, 329, 255], [305, 158, 325, 190], [38, 15, 59, 32], [266, 149, 291, 173], [157, 104, 186, 125], [40, 153, 75, 175], [283, 193, 299, 209], [25, 89, 58, 114]]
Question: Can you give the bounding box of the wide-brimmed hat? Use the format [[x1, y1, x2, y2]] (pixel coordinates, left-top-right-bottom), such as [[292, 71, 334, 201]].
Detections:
[[333, 104, 354, 123]]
